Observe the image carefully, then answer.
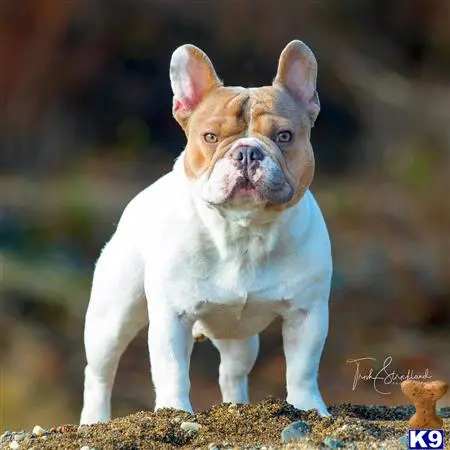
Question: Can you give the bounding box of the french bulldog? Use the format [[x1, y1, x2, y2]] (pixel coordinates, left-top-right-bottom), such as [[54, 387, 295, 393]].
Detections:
[[80, 40, 332, 425]]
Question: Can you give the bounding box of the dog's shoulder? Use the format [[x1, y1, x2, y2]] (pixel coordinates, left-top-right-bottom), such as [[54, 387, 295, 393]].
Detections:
[[116, 170, 190, 229], [286, 190, 332, 283], [288, 190, 330, 249]]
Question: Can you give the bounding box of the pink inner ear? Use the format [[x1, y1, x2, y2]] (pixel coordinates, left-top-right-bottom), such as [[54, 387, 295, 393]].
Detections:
[[283, 57, 315, 103], [174, 94, 198, 115], [173, 99, 185, 114], [174, 61, 211, 114]]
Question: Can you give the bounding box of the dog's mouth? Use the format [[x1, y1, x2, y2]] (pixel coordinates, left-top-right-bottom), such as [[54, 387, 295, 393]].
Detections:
[[202, 156, 294, 207], [230, 175, 258, 198]]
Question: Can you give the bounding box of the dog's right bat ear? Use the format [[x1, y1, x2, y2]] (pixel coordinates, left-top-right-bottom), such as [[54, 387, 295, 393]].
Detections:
[[170, 44, 222, 129], [274, 40, 320, 124]]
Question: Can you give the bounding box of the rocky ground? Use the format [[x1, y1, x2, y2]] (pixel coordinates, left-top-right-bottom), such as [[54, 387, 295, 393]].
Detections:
[[1, 399, 449, 450]]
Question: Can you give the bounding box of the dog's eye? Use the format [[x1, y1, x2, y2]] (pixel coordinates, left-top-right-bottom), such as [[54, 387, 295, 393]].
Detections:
[[204, 133, 218, 144], [276, 131, 293, 143]]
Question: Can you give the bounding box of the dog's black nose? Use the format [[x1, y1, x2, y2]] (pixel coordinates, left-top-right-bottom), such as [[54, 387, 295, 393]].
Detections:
[[231, 146, 264, 164]]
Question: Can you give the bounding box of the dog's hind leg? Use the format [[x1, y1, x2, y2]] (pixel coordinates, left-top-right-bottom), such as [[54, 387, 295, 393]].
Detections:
[[211, 335, 259, 404], [80, 237, 147, 425]]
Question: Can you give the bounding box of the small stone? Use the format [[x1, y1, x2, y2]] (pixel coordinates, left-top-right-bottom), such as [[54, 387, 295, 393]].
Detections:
[[281, 420, 312, 442], [208, 443, 220, 450], [1, 431, 12, 441], [13, 433, 26, 442], [323, 436, 344, 448], [438, 406, 450, 418], [9, 442, 20, 450], [180, 421, 201, 436], [80, 446, 90, 450], [32, 425, 45, 437], [399, 435, 409, 448]]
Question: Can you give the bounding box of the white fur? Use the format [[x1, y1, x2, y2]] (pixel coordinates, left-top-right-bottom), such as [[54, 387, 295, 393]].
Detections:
[[170, 47, 193, 103], [80, 149, 332, 424]]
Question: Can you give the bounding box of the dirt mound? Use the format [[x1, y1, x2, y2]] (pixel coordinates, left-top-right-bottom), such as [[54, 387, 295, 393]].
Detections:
[[2, 398, 449, 449]]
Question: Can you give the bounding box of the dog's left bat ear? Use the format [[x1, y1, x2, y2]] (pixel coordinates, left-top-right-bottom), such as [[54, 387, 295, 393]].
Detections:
[[170, 44, 222, 129], [274, 40, 320, 124]]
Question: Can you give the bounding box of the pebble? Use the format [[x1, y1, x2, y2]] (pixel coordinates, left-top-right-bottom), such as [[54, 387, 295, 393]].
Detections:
[[180, 421, 201, 435], [1, 431, 12, 441], [208, 443, 220, 450], [32, 425, 46, 437], [9, 442, 20, 450], [80, 446, 90, 450], [399, 434, 409, 448], [438, 406, 450, 417], [280, 420, 312, 442], [323, 436, 344, 448], [13, 433, 26, 442]]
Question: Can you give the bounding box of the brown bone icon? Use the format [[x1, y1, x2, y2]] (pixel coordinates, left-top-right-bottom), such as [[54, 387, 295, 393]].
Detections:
[[401, 379, 448, 429]]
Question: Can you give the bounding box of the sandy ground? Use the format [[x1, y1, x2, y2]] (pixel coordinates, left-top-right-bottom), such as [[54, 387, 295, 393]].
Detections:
[[1, 398, 449, 449]]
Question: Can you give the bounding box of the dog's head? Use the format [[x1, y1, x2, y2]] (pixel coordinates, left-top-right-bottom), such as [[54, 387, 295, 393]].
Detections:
[[170, 40, 320, 211]]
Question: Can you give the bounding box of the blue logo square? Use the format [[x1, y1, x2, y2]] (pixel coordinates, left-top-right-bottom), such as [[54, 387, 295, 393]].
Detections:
[[408, 429, 444, 449]]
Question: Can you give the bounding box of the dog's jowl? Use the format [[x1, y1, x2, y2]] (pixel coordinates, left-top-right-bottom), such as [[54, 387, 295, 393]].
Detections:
[[80, 40, 332, 425]]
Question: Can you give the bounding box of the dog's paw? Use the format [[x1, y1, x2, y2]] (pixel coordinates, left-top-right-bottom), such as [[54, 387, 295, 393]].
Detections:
[[317, 407, 331, 418], [79, 410, 110, 425], [155, 402, 194, 414], [288, 395, 331, 418]]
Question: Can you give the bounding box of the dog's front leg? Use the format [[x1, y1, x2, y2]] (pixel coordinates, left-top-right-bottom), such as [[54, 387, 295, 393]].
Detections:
[[282, 300, 330, 417], [148, 305, 194, 413]]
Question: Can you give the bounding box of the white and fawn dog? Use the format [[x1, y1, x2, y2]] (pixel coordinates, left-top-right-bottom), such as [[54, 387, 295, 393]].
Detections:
[[80, 40, 332, 425]]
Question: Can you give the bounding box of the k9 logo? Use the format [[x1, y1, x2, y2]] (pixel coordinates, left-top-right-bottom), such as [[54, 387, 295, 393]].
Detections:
[[408, 429, 444, 449]]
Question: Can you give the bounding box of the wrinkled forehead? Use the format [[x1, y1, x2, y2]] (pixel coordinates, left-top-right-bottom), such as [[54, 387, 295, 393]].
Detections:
[[190, 86, 306, 128]]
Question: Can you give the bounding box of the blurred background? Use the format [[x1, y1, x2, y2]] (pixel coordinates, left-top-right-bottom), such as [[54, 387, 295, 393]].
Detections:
[[1, 0, 450, 431]]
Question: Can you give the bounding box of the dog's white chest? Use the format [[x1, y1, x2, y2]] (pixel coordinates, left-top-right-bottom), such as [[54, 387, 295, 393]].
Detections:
[[175, 236, 300, 338], [141, 182, 330, 340]]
